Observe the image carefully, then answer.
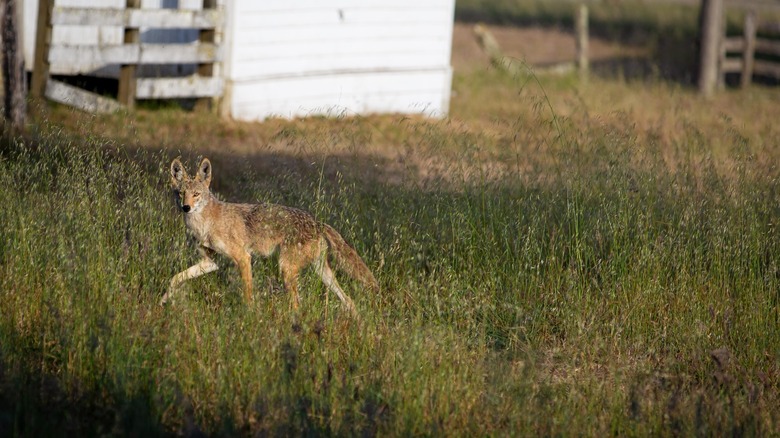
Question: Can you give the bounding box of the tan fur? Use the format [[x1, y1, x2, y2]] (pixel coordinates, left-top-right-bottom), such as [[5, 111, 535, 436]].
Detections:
[[162, 158, 379, 315]]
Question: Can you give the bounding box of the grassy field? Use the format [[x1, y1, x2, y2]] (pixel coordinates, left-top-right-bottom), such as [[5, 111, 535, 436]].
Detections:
[[2, 7, 780, 436]]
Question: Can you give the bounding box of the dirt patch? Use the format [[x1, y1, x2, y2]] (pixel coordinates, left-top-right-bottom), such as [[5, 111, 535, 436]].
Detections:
[[451, 22, 646, 72]]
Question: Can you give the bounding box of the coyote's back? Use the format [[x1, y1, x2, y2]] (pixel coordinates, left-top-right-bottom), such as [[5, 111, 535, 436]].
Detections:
[[161, 157, 378, 315]]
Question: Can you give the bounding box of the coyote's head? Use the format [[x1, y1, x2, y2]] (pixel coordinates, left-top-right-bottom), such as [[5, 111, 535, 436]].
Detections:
[[170, 158, 212, 214]]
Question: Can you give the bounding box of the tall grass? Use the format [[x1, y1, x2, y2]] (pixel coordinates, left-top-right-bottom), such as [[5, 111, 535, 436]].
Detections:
[[2, 78, 780, 435]]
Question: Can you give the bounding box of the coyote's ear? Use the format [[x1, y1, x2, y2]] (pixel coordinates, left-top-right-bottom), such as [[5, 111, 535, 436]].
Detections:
[[170, 158, 187, 187], [196, 158, 212, 186]]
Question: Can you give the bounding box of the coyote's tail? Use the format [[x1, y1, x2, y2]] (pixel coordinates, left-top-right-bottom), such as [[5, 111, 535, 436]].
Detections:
[[322, 224, 380, 292]]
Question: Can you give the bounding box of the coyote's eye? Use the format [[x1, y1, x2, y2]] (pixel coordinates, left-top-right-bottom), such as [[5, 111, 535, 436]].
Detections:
[[194, 192, 201, 197]]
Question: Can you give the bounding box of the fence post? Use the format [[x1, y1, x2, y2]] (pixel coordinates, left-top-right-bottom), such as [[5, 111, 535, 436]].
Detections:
[[195, 0, 217, 112], [576, 3, 589, 81], [741, 9, 756, 88], [31, 0, 52, 99], [0, 7, 3, 106], [2, 0, 26, 130], [698, 0, 723, 97], [118, 0, 141, 109]]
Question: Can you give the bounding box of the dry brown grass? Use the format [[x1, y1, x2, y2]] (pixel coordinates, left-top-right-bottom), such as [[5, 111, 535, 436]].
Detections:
[[38, 64, 780, 195]]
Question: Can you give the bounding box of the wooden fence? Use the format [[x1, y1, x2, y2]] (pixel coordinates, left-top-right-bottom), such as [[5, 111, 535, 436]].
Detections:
[[30, 0, 223, 112], [721, 10, 780, 87], [700, 0, 780, 96]]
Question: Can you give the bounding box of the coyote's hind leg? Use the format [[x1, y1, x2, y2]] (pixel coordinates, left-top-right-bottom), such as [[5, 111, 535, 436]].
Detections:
[[279, 245, 308, 311], [314, 249, 357, 316], [280, 262, 302, 311]]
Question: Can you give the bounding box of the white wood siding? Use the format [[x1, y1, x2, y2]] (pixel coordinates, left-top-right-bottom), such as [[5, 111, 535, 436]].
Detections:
[[230, 69, 452, 121], [224, 0, 454, 120]]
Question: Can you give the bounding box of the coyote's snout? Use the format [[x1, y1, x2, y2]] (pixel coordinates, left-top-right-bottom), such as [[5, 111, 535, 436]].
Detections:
[[161, 157, 379, 315]]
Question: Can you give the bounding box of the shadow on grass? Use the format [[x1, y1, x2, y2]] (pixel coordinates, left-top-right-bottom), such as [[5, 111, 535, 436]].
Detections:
[[0, 333, 168, 437]]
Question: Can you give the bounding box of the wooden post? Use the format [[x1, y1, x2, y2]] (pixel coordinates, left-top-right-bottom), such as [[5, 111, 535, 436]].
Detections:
[[741, 9, 756, 88], [0, 13, 3, 106], [195, 0, 217, 112], [31, 0, 53, 99], [473, 23, 503, 64], [698, 0, 724, 97], [118, 0, 141, 109], [1, 0, 26, 130], [576, 3, 589, 81]]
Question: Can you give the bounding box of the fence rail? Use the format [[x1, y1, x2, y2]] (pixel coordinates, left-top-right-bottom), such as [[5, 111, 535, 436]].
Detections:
[[725, 0, 780, 11], [51, 7, 221, 28], [136, 76, 223, 99], [47, 43, 223, 66]]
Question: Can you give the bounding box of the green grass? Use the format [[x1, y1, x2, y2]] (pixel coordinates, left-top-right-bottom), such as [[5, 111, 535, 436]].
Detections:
[[2, 69, 780, 435]]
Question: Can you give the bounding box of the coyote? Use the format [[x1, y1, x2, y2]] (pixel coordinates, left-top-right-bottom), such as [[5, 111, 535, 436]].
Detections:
[[161, 157, 379, 314]]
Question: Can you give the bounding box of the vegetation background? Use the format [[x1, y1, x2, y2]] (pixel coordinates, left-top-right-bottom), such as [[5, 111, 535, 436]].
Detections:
[[1, 0, 779, 435]]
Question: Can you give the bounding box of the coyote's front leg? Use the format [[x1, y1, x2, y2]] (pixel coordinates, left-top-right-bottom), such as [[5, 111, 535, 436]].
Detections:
[[226, 249, 254, 304], [161, 257, 219, 305]]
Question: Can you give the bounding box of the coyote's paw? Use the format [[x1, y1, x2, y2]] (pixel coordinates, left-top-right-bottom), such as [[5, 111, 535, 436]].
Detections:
[[344, 302, 358, 318], [159, 284, 180, 306]]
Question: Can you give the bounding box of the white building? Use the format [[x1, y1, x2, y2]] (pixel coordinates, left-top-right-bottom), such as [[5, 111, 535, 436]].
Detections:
[[22, 0, 455, 120]]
